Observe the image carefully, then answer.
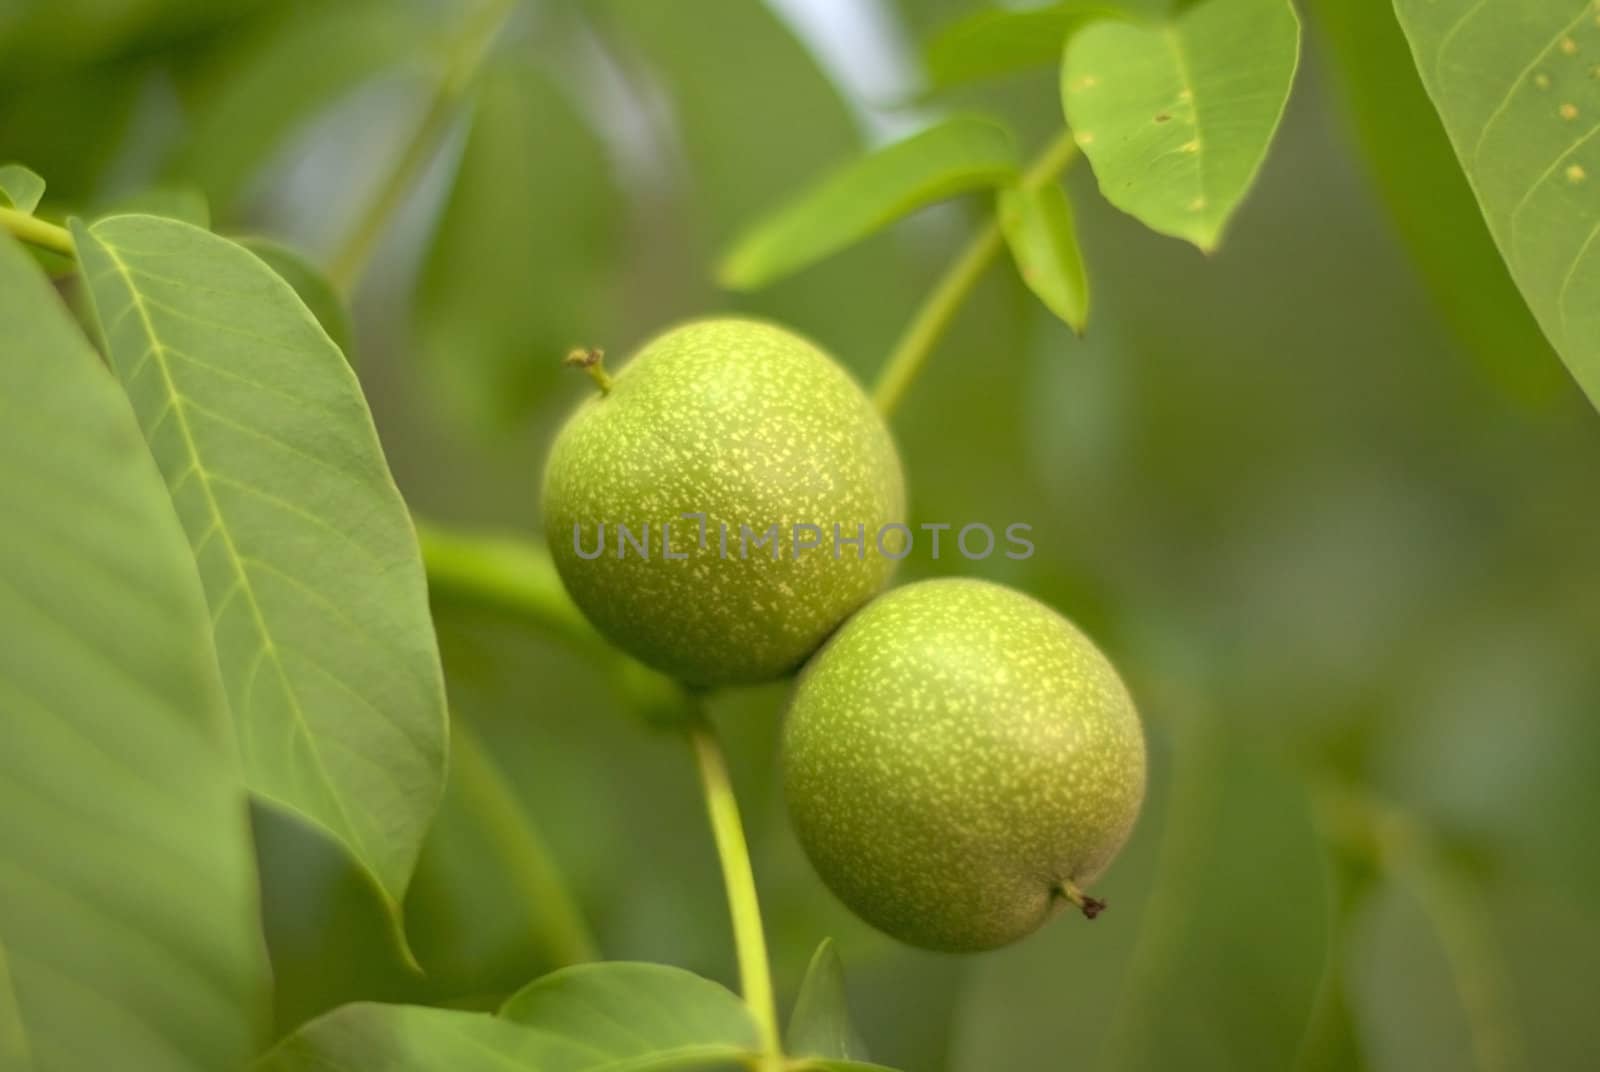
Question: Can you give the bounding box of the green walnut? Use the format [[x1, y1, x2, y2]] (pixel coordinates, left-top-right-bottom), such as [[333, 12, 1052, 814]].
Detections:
[[782, 578, 1146, 952], [541, 318, 906, 687]]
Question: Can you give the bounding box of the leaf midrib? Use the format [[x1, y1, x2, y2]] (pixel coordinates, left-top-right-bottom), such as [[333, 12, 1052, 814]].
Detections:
[[91, 234, 377, 886]]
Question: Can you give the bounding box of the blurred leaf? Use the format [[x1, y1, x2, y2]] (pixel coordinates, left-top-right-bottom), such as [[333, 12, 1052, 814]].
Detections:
[[1392, 0, 1600, 411], [174, 1, 424, 208], [0, 67, 145, 207], [500, 962, 758, 1065], [406, 720, 598, 997], [923, 3, 1118, 90], [72, 215, 448, 936], [1100, 725, 1330, 1071], [956, 717, 1328, 1071], [719, 115, 1019, 290], [0, 0, 266, 78], [416, 57, 618, 427], [595, 0, 913, 373], [253, 801, 421, 1039], [0, 163, 43, 213], [238, 235, 355, 357], [109, 186, 211, 228], [256, 1003, 595, 1071], [998, 180, 1090, 332], [1306, 0, 1561, 401], [1062, 0, 1300, 250], [787, 939, 869, 1062], [0, 234, 269, 1069]]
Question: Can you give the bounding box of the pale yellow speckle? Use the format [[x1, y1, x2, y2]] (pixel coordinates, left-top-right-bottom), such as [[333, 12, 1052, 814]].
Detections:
[[1177, 88, 1193, 102], [1562, 37, 1579, 55], [1075, 75, 1098, 91], [1562, 102, 1580, 120], [1568, 164, 1588, 183], [1077, 131, 1095, 146], [1188, 196, 1207, 211], [1535, 71, 1552, 89], [1181, 139, 1200, 153]]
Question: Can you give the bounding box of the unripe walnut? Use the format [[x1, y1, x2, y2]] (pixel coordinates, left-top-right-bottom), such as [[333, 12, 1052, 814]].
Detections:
[[782, 578, 1146, 952], [542, 319, 906, 687]]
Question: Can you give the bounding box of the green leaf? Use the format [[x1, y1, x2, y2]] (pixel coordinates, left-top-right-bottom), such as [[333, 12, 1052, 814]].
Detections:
[[500, 962, 759, 1065], [1307, 0, 1562, 401], [1061, 0, 1301, 251], [719, 115, 1020, 290], [256, 1003, 596, 1072], [1392, 0, 1600, 410], [0, 163, 43, 213], [998, 181, 1090, 333], [416, 57, 619, 427], [923, 3, 1118, 90], [70, 214, 448, 932], [0, 234, 269, 1070], [786, 940, 868, 1062], [238, 235, 355, 359]]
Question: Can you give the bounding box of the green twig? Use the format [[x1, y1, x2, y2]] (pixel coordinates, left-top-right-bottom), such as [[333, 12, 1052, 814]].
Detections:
[[871, 129, 1080, 418], [0, 205, 74, 258], [325, 0, 518, 293], [416, 521, 699, 726], [688, 721, 783, 1072]]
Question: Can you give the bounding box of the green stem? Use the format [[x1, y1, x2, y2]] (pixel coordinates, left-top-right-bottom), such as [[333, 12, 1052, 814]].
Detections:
[[688, 722, 783, 1071], [325, 0, 517, 293], [871, 129, 1080, 418], [0, 205, 74, 258], [452, 720, 599, 967]]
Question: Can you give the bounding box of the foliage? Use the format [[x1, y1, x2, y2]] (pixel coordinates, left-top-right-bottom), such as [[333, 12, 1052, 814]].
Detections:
[[2, 0, 1599, 1069]]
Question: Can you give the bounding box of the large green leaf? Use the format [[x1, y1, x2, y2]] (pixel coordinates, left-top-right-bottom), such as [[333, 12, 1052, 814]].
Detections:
[[500, 962, 759, 1066], [0, 163, 43, 213], [1061, 0, 1301, 250], [1308, 0, 1562, 400], [1392, 0, 1600, 409], [238, 235, 355, 358], [998, 180, 1090, 333], [71, 215, 448, 928], [415, 56, 619, 427], [786, 940, 869, 1063], [0, 234, 269, 1070], [718, 115, 1019, 290], [256, 1003, 595, 1072], [923, 3, 1119, 90]]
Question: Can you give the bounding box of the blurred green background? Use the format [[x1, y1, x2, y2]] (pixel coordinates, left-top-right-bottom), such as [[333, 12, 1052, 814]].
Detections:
[[6, 1, 1599, 1069]]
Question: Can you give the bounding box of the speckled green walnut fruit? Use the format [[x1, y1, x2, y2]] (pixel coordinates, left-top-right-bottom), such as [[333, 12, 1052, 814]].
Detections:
[[542, 318, 906, 687], [782, 578, 1146, 952]]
